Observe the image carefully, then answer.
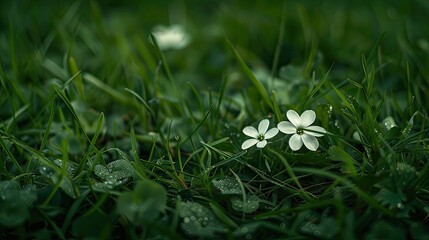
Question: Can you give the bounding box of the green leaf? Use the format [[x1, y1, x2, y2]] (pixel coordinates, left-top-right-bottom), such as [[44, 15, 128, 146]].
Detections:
[[0, 180, 37, 227], [179, 201, 226, 237], [94, 159, 135, 180], [212, 178, 241, 195], [375, 189, 406, 210], [116, 180, 167, 223], [39, 166, 78, 199], [231, 195, 260, 213]]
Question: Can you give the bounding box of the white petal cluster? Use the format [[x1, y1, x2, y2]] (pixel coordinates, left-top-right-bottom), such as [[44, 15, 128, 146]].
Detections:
[[240, 110, 326, 151], [241, 119, 279, 150], [151, 24, 190, 50], [277, 110, 326, 151]]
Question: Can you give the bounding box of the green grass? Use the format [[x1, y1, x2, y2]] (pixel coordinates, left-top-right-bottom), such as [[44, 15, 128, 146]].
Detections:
[[1, 0, 429, 239]]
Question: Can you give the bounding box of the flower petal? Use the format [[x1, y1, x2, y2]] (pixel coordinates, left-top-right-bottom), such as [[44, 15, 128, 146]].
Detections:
[[256, 140, 267, 148], [300, 110, 316, 127], [301, 134, 319, 151], [243, 126, 259, 138], [304, 126, 326, 137], [289, 134, 303, 151], [264, 128, 279, 139], [241, 139, 259, 150], [258, 119, 269, 134], [286, 110, 301, 127], [277, 121, 296, 134]]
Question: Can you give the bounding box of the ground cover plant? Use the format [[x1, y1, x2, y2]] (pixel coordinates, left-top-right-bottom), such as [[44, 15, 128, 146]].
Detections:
[[1, 0, 429, 239]]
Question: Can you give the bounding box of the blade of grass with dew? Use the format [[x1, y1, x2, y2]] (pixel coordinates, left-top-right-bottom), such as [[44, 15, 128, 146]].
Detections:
[[164, 121, 187, 189], [330, 83, 359, 119]]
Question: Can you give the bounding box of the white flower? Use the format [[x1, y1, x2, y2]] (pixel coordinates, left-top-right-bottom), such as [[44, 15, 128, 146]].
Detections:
[[151, 24, 191, 50], [277, 110, 326, 151], [241, 119, 279, 150]]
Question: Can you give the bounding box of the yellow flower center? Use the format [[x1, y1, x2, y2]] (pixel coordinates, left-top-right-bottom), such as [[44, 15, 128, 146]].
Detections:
[[257, 134, 265, 141]]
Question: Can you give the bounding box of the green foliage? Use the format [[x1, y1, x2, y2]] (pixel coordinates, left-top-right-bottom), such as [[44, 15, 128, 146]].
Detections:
[[1, 0, 429, 239], [0, 180, 37, 227], [116, 180, 167, 223]]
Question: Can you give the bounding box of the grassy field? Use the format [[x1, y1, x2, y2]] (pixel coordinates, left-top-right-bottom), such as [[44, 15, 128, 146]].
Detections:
[[1, 0, 429, 239]]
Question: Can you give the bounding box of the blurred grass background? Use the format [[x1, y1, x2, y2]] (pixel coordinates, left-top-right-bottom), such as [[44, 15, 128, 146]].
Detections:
[[2, 0, 429, 84]]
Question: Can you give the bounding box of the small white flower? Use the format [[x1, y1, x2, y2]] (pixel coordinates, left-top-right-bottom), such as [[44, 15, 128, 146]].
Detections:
[[151, 24, 191, 50], [277, 110, 326, 151], [241, 119, 279, 150]]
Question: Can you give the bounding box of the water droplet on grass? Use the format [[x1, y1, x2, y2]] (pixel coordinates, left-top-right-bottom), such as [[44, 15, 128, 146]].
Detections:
[[212, 178, 241, 195], [231, 195, 260, 213]]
